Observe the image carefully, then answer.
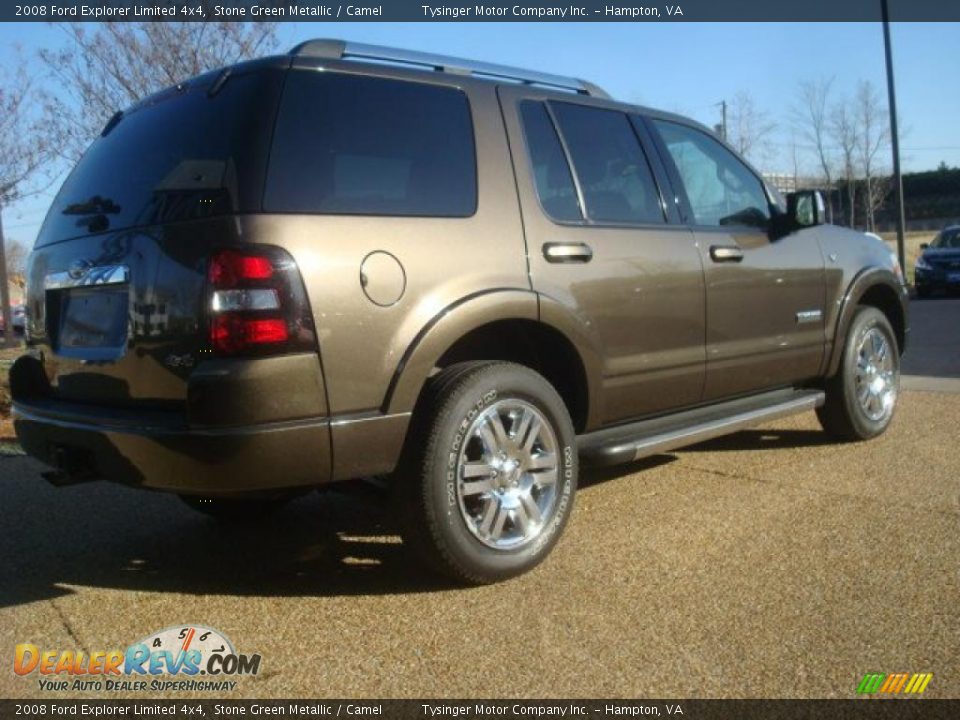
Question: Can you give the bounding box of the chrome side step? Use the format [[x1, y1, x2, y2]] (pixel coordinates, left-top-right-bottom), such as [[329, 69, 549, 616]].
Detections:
[[577, 388, 825, 467]]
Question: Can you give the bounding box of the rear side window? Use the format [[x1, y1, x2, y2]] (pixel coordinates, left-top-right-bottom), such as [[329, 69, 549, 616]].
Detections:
[[551, 103, 665, 225], [519, 101, 582, 222], [265, 72, 477, 217]]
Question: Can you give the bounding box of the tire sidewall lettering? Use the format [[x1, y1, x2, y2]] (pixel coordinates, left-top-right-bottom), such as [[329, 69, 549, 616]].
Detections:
[[532, 442, 575, 555], [446, 389, 498, 509]]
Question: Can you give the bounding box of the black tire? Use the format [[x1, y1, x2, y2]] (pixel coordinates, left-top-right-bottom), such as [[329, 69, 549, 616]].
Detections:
[[817, 306, 900, 441], [178, 495, 289, 522], [398, 362, 578, 584], [915, 285, 930, 299]]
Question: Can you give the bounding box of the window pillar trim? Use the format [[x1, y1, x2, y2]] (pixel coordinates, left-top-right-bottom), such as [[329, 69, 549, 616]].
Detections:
[[543, 101, 589, 224]]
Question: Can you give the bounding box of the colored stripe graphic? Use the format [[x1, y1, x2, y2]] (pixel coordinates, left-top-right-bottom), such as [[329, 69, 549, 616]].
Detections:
[[858, 672, 933, 694], [907, 673, 934, 694], [882, 673, 909, 693], [857, 673, 886, 694], [891, 673, 909, 693]]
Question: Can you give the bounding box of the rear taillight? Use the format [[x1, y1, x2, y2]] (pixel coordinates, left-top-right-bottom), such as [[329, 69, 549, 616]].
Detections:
[[206, 247, 315, 356], [208, 250, 274, 286]]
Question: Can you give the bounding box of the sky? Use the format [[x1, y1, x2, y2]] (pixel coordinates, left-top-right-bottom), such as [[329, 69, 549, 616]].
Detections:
[[2, 21, 958, 247]]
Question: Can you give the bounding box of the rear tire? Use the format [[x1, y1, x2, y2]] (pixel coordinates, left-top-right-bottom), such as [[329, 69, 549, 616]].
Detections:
[[178, 495, 288, 522], [817, 306, 900, 441], [398, 362, 577, 584], [915, 285, 931, 299]]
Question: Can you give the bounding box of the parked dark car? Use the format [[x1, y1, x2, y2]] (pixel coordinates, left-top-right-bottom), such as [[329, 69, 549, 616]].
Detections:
[[11, 305, 26, 334], [915, 226, 960, 297], [0, 305, 25, 336], [11, 40, 908, 584]]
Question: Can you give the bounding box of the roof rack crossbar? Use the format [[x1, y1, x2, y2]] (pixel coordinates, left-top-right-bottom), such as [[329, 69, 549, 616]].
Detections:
[[288, 39, 611, 99]]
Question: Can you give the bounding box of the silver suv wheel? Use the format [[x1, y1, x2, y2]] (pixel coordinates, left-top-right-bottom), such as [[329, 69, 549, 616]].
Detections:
[[854, 327, 897, 423], [456, 400, 560, 550]]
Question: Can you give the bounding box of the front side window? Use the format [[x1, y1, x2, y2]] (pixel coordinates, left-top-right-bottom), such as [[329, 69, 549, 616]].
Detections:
[[653, 119, 771, 229], [551, 103, 665, 225], [265, 71, 477, 217], [519, 101, 583, 222]]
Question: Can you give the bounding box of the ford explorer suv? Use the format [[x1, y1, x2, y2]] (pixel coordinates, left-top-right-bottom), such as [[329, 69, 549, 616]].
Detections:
[[11, 40, 908, 584]]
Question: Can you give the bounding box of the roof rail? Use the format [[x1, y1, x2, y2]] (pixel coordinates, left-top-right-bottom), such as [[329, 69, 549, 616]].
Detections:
[[288, 39, 611, 99]]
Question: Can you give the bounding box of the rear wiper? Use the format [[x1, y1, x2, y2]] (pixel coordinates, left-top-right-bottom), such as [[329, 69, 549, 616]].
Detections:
[[208, 68, 232, 98], [100, 111, 123, 137]]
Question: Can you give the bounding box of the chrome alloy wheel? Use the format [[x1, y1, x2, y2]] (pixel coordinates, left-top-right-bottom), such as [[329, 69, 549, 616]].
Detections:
[[456, 400, 560, 550], [855, 327, 898, 422]]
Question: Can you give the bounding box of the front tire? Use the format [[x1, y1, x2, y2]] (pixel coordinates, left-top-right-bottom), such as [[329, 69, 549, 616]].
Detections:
[[399, 362, 577, 584], [817, 306, 900, 441]]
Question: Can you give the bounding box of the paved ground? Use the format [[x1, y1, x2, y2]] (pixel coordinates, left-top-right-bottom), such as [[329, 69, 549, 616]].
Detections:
[[1, 298, 958, 699], [901, 296, 960, 392]]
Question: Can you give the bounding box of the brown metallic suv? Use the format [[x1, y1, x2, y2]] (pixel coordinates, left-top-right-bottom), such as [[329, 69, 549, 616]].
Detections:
[[11, 40, 908, 584]]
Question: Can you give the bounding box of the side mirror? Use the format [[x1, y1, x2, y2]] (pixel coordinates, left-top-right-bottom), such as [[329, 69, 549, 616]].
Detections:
[[786, 190, 826, 228], [919, 243, 929, 250]]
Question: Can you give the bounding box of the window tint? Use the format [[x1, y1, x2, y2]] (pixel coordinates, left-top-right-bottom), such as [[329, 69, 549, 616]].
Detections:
[[38, 70, 283, 246], [519, 101, 582, 222], [653, 120, 771, 229], [265, 72, 476, 217], [551, 103, 664, 224]]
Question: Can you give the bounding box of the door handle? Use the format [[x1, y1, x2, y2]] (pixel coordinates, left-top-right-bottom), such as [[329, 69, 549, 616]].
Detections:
[[709, 245, 744, 263], [543, 242, 593, 263]]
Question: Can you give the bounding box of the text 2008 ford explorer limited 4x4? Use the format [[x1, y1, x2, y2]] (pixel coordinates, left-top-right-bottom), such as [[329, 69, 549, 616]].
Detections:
[[11, 40, 908, 584]]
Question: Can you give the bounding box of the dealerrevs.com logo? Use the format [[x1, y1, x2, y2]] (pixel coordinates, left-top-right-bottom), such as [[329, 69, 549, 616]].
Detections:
[[14, 625, 261, 693], [857, 672, 934, 695]]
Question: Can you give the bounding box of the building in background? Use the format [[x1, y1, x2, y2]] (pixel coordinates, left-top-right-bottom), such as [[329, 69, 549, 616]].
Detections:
[[762, 173, 824, 195]]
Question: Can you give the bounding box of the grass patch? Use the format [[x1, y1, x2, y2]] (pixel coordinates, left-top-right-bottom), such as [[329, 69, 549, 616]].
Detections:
[[877, 231, 936, 286]]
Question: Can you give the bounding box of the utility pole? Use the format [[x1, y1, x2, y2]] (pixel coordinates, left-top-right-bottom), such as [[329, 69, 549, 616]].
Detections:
[[881, 0, 907, 274], [0, 207, 15, 349], [716, 100, 728, 142]]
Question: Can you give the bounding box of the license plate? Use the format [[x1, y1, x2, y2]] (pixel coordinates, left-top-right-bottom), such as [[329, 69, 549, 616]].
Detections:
[[58, 288, 128, 358]]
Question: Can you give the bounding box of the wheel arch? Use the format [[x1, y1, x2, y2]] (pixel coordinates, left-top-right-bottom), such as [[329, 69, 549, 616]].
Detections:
[[825, 267, 908, 378], [382, 290, 600, 433]]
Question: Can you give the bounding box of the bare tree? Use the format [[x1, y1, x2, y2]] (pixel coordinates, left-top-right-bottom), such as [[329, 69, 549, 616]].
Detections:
[[829, 99, 859, 228], [40, 19, 280, 163], [1, 62, 52, 345], [855, 80, 891, 232], [865, 174, 894, 231], [789, 133, 802, 190], [727, 91, 776, 166], [5, 240, 28, 291], [793, 77, 835, 221]]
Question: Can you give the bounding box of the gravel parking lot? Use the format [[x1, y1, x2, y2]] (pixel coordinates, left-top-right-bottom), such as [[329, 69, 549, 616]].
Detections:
[[1, 298, 958, 699]]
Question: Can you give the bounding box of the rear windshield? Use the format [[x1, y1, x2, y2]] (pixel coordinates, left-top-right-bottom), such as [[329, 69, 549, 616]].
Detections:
[[37, 68, 284, 247], [264, 71, 477, 217]]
